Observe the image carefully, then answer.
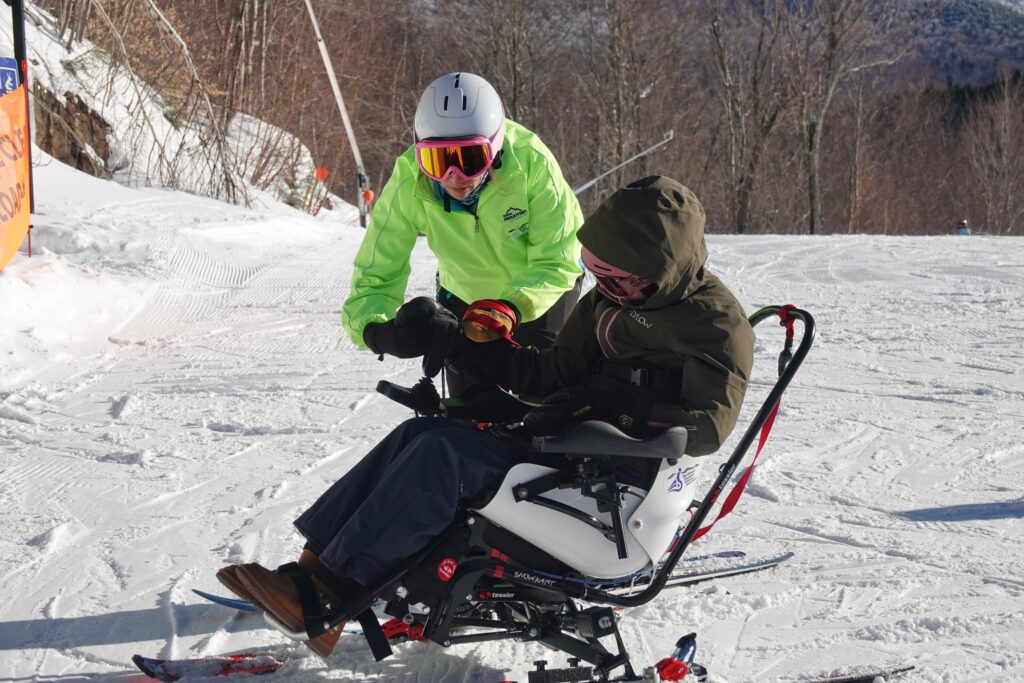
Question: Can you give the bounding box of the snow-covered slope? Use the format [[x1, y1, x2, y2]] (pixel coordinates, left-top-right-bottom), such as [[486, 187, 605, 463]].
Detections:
[[1, 157, 1022, 681]]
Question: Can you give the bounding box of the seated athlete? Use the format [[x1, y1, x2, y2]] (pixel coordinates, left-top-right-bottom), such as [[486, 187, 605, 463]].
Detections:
[[216, 176, 755, 657]]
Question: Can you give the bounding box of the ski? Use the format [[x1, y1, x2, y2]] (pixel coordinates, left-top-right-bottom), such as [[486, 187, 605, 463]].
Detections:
[[191, 551, 756, 613], [662, 551, 793, 589], [192, 588, 260, 612], [807, 665, 915, 683], [679, 549, 747, 563], [191, 588, 385, 630], [190, 550, 783, 628], [132, 651, 294, 681]]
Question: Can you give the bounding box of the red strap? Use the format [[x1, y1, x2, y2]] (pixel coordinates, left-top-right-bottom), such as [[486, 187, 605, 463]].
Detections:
[[691, 398, 780, 542], [462, 299, 519, 344], [690, 305, 795, 541], [779, 303, 797, 339]]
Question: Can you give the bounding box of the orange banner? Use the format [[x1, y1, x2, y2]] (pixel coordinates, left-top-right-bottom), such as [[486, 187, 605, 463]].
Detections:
[[0, 83, 31, 271]]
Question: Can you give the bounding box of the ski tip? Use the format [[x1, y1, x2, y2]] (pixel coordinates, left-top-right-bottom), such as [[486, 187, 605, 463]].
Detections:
[[192, 588, 261, 612], [132, 654, 171, 681], [131, 651, 289, 681]]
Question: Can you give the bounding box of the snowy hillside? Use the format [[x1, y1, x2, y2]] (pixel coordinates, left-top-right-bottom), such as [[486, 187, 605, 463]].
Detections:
[[1, 155, 1022, 682], [912, 0, 1024, 84], [5, 5, 333, 210]]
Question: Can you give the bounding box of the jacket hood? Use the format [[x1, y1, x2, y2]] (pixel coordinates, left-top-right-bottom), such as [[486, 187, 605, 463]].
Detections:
[[578, 176, 707, 309]]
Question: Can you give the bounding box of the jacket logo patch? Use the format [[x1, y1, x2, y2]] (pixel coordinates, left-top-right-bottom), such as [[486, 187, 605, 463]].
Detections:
[[506, 223, 528, 238], [503, 207, 526, 221], [629, 310, 653, 328]]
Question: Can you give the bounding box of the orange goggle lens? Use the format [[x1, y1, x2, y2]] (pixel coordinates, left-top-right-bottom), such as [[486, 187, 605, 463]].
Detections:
[[416, 143, 492, 180]]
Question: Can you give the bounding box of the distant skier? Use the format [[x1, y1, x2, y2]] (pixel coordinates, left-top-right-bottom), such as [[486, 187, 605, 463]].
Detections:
[[342, 72, 585, 395], [956, 219, 971, 236], [218, 177, 755, 658]]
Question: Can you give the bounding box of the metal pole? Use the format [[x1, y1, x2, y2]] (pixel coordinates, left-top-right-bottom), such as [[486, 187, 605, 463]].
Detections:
[[11, 0, 33, 214], [302, 0, 369, 226], [573, 130, 674, 196]]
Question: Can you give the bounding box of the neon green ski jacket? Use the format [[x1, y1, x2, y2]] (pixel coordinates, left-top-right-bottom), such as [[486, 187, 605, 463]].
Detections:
[[342, 120, 583, 348]]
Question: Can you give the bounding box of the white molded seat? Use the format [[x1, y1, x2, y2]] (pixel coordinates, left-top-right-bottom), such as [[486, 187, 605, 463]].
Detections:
[[474, 423, 700, 579]]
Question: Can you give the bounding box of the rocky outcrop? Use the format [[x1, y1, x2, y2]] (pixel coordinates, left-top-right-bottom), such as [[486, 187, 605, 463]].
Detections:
[[33, 85, 111, 178]]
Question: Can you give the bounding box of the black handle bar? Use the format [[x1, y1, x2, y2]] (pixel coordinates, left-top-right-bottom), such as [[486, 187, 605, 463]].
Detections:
[[585, 305, 815, 607]]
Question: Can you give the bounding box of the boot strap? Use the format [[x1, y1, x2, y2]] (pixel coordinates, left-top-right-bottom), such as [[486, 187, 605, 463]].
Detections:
[[276, 562, 329, 638]]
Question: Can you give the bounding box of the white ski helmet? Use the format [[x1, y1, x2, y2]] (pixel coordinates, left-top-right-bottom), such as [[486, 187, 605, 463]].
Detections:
[[414, 72, 505, 153]]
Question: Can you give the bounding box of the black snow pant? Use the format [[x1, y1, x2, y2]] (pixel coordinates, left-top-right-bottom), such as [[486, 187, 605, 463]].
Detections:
[[293, 417, 533, 588]]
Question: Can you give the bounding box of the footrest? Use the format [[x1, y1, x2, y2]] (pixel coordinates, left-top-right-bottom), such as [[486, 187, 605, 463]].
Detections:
[[527, 658, 593, 683], [263, 611, 310, 641]]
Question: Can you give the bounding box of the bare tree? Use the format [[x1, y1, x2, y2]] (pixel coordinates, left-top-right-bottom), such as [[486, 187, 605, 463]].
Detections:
[[142, 0, 247, 202], [53, 0, 94, 47], [964, 76, 1024, 235], [32, 0, 250, 203], [779, 0, 906, 234], [563, 0, 693, 208], [861, 88, 956, 235], [432, 0, 567, 128], [826, 70, 890, 234], [36, 0, 1011, 237], [706, 0, 788, 234]]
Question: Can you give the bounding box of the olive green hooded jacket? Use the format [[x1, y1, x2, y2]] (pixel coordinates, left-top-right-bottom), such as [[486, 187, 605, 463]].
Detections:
[[458, 176, 755, 456]]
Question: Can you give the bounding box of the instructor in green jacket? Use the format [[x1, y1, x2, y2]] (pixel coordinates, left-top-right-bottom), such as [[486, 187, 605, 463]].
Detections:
[[342, 72, 584, 390]]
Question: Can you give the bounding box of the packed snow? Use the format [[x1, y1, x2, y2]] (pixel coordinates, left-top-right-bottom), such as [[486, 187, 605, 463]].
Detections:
[[1, 153, 1022, 682]]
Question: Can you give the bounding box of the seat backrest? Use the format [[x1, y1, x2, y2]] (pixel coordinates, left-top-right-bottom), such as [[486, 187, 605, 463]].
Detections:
[[627, 456, 702, 565]]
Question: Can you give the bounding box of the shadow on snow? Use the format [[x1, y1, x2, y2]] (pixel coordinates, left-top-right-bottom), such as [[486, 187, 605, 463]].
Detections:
[[0, 604, 509, 682], [0, 603, 258, 650], [897, 500, 1024, 522]]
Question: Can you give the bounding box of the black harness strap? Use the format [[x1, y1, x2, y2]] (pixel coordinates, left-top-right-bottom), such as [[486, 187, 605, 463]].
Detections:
[[356, 608, 393, 661], [593, 358, 682, 402]]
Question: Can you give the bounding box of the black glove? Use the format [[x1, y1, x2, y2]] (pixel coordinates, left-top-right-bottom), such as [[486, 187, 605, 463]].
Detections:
[[523, 377, 654, 437], [363, 320, 426, 358], [449, 337, 518, 388], [421, 304, 464, 378], [363, 297, 455, 359]]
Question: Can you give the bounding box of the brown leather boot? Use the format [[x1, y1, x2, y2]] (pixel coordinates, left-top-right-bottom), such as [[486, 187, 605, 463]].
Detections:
[[217, 550, 319, 607], [305, 622, 345, 658], [295, 552, 348, 658], [215, 565, 258, 605], [236, 563, 344, 659]]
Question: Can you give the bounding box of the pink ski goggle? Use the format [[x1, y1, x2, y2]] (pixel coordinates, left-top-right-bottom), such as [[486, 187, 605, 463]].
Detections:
[[582, 247, 655, 305], [415, 136, 497, 182]]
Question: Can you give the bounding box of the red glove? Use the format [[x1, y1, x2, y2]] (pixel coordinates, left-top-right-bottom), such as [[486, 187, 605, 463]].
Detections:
[[462, 299, 518, 343]]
